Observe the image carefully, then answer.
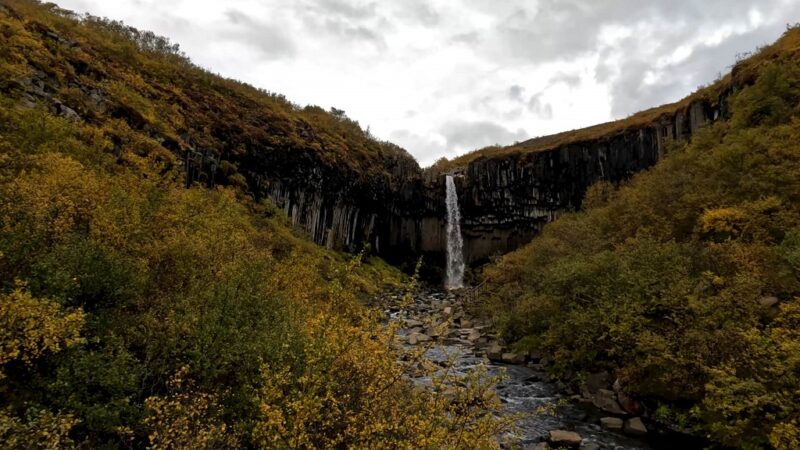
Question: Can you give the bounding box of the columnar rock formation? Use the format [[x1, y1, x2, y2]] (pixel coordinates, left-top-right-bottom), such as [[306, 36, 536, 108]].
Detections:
[[249, 96, 726, 268], [376, 96, 725, 266], [2, 2, 737, 271]]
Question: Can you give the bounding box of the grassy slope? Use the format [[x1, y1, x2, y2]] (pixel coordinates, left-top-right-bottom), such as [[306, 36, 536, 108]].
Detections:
[[436, 27, 800, 170], [0, 0, 419, 191], [481, 26, 800, 449], [0, 2, 507, 449]]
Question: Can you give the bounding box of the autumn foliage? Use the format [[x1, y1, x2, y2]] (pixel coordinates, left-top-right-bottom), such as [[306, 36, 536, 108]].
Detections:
[[481, 32, 800, 449], [0, 1, 504, 448]]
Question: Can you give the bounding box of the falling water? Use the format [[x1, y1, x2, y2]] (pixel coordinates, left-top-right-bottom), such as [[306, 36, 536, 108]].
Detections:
[[445, 175, 465, 289]]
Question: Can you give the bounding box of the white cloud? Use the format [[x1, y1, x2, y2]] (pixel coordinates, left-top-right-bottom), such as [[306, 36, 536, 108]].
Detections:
[[55, 0, 800, 166]]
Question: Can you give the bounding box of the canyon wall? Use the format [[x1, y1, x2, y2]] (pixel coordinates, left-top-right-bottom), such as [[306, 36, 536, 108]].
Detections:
[[246, 97, 727, 269], [397, 97, 727, 266]]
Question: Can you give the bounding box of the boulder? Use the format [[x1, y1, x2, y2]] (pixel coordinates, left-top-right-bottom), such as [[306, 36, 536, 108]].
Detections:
[[591, 389, 625, 415], [408, 333, 431, 345], [547, 430, 582, 447], [617, 392, 642, 415], [501, 352, 525, 364], [612, 378, 643, 415], [487, 343, 504, 361], [624, 417, 648, 436], [56, 102, 80, 121], [599, 417, 623, 430]]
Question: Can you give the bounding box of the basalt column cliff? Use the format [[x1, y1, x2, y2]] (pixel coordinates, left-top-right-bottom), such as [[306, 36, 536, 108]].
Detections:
[[0, 1, 745, 270], [267, 91, 729, 267], [406, 97, 724, 264]]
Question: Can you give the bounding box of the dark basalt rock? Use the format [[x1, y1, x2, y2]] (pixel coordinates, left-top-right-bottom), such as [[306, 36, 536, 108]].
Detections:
[[254, 96, 725, 272], [384, 97, 725, 268], [4, 9, 733, 274]]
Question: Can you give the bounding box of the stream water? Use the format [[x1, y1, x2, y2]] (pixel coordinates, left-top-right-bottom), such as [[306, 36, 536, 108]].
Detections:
[[385, 289, 704, 450]]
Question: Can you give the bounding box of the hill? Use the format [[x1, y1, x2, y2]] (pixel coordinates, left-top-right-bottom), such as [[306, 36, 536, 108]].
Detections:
[[0, 0, 421, 254], [0, 1, 502, 448], [480, 25, 800, 449]]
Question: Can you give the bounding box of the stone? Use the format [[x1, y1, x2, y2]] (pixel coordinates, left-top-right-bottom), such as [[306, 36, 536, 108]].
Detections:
[[613, 378, 642, 415], [618, 391, 642, 415], [58, 103, 80, 121], [599, 417, 624, 430], [467, 329, 482, 342], [407, 333, 431, 345], [486, 343, 504, 361], [404, 319, 423, 327], [459, 318, 472, 328], [579, 443, 600, 450], [591, 389, 626, 415], [760, 296, 779, 307], [547, 430, 582, 447], [624, 417, 648, 436], [425, 326, 441, 338], [501, 352, 525, 364], [443, 306, 453, 315]]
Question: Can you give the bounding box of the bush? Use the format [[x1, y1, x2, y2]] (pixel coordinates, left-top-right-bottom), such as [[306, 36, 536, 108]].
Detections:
[[481, 57, 800, 444]]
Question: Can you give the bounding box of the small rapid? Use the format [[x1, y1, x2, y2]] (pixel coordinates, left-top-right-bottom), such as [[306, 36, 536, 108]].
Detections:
[[384, 289, 703, 450]]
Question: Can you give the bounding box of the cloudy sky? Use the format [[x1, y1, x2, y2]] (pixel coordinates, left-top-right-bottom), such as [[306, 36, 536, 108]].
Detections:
[[57, 0, 800, 166]]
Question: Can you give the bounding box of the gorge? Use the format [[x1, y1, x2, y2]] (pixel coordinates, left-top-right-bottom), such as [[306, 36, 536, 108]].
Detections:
[[4, 2, 800, 448], [0, 0, 746, 277], [259, 91, 725, 271]]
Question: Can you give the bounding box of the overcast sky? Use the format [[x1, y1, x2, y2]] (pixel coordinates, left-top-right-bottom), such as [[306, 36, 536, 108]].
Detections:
[[56, 0, 800, 166]]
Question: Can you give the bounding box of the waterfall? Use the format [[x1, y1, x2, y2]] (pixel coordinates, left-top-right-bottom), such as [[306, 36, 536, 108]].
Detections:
[[445, 175, 465, 289]]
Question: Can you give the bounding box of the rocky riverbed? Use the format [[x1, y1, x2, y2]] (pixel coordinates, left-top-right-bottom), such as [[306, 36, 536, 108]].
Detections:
[[381, 288, 704, 450]]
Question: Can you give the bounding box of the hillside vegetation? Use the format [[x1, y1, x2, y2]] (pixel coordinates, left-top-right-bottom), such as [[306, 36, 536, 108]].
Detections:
[[0, 0, 418, 196], [0, 1, 504, 448], [481, 26, 800, 449]]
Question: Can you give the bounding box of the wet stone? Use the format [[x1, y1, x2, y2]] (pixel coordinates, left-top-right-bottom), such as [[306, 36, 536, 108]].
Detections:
[[600, 417, 624, 430], [548, 430, 582, 447], [624, 417, 648, 436]]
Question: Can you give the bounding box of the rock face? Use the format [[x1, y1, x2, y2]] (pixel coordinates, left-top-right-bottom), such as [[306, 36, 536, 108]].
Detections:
[[3, 3, 741, 272], [247, 151, 422, 259], [405, 98, 725, 265], [591, 389, 626, 415], [257, 95, 725, 269]]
